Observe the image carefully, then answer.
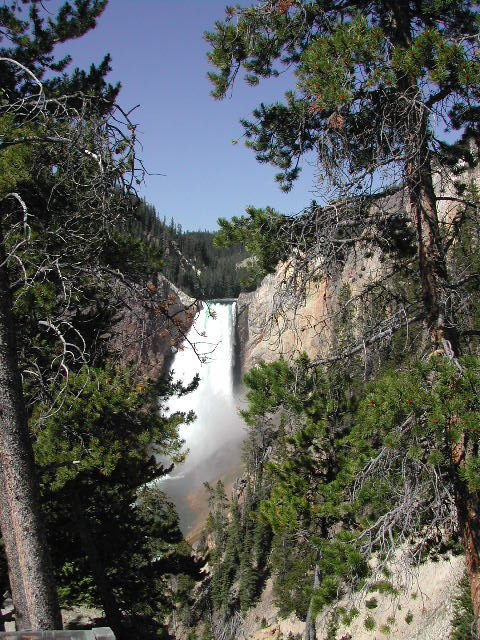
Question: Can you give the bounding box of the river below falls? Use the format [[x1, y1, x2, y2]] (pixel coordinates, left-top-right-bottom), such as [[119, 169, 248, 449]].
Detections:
[[156, 300, 246, 538]]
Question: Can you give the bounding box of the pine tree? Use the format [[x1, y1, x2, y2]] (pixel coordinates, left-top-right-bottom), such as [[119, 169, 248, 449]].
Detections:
[[0, 1, 137, 629], [207, 0, 480, 620], [238, 527, 257, 611]]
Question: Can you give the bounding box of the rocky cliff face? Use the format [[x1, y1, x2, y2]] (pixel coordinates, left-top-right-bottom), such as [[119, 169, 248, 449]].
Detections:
[[236, 243, 386, 375], [113, 273, 196, 381], [235, 168, 476, 375]]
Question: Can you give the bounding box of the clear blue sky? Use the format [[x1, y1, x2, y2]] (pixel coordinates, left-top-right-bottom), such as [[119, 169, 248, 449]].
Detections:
[[52, 0, 317, 231]]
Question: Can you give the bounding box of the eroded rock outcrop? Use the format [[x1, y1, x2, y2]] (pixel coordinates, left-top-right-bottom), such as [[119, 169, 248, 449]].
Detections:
[[235, 171, 474, 375], [236, 244, 387, 375], [113, 273, 196, 381]]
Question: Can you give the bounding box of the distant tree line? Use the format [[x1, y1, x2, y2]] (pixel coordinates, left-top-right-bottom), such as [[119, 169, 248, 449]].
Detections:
[[131, 200, 248, 300]]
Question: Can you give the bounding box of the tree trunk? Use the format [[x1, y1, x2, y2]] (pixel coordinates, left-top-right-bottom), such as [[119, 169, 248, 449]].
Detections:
[[403, 105, 458, 354], [387, 3, 480, 630], [0, 460, 28, 630], [403, 91, 480, 636], [452, 434, 480, 635], [459, 491, 480, 636], [0, 232, 62, 630], [304, 564, 320, 640], [388, 1, 458, 352], [73, 499, 124, 638]]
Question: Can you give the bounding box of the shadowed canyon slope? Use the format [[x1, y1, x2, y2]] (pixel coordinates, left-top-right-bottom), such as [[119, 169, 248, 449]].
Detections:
[[114, 273, 196, 380]]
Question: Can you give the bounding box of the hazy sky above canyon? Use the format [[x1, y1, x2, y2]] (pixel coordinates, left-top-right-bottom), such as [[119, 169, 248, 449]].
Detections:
[[53, 0, 317, 230]]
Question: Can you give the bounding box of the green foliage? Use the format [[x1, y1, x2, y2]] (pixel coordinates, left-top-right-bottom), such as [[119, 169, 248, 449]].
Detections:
[[451, 574, 476, 640], [300, 13, 387, 111], [201, 350, 480, 629], [238, 528, 257, 611], [341, 606, 359, 625], [215, 206, 289, 286], [131, 199, 248, 298], [201, 354, 367, 622], [101, 231, 164, 278], [32, 365, 199, 630], [364, 615, 376, 631], [244, 358, 362, 612], [204, 482, 260, 615], [206, 1, 480, 191], [312, 535, 368, 614], [0, 118, 35, 197], [200, 437, 273, 618], [0, 1, 116, 102], [202, 619, 214, 640], [404, 611, 413, 625], [57, 561, 96, 607], [269, 535, 315, 618], [349, 356, 480, 494], [33, 365, 186, 491]]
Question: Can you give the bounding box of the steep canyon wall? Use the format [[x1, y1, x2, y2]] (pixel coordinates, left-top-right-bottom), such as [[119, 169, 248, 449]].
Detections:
[[236, 244, 387, 374], [113, 273, 196, 380], [235, 167, 478, 374]]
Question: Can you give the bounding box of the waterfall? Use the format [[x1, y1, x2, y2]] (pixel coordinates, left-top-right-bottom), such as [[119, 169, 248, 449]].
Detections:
[[159, 300, 245, 536]]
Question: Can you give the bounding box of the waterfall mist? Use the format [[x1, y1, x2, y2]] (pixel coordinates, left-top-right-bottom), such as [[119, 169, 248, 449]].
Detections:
[[159, 301, 246, 535]]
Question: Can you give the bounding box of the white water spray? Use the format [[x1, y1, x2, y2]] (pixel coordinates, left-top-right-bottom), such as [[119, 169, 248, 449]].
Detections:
[[159, 300, 245, 534]]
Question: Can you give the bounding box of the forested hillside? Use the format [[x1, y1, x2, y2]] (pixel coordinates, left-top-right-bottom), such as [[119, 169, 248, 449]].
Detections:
[[132, 200, 248, 299]]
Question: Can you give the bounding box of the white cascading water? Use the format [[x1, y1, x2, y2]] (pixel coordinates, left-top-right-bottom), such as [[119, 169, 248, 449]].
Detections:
[[158, 300, 245, 535]]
